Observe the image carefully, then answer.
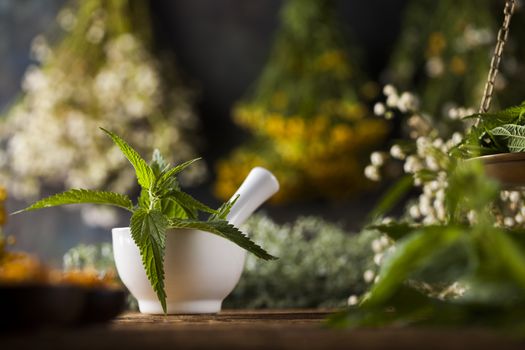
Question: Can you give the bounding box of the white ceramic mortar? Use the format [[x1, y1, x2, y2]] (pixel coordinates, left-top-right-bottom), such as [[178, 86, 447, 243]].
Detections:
[[112, 167, 279, 314]]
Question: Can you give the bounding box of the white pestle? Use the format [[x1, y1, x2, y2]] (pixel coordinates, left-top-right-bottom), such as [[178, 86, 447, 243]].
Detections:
[[225, 167, 279, 227]]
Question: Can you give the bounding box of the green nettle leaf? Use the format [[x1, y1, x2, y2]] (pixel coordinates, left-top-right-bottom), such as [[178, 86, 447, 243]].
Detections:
[[13, 189, 133, 214], [169, 219, 277, 260], [150, 149, 170, 177], [490, 124, 525, 153], [155, 158, 200, 191], [209, 194, 239, 221], [466, 104, 525, 128], [101, 127, 155, 189], [462, 104, 525, 157], [131, 209, 169, 313], [160, 198, 188, 220], [169, 190, 218, 216]]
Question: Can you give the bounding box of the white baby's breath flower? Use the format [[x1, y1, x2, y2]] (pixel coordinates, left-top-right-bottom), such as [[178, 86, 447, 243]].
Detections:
[[364, 165, 380, 181], [347, 295, 359, 306], [426, 57, 444, 77], [86, 23, 105, 44], [509, 191, 521, 204], [451, 132, 463, 145], [380, 217, 394, 225], [398, 92, 419, 112], [409, 205, 421, 219], [504, 217, 515, 227], [370, 152, 385, 167], [22, 66, 48, 92], [373, 253, 383, 266], [386, 93, 399, 108], [383, 84, 397, 96], [57, 8, 77, 32], [404, 155, 422, 173], [30, 35, 52, 63], [371, 239, 383, 254], [425, 156, 440, 171], [390, 144, 405, 160], [467, 210, 477, 224], [363, 270, 375, 283], [373, 102, 386, 116], [379, 235, 390, 248]]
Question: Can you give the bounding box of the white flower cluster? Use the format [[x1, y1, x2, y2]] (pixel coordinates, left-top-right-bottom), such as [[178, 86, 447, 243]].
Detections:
[[366, 85, 525, 231], [0, 11, 205, 226], [495, 190, 525, 228], [365, 86, 464, 225], [347, 234, 393, 306], [456, 25, 493, 51]]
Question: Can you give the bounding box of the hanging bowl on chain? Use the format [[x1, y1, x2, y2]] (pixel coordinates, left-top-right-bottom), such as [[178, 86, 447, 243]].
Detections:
[[467, 0, 525, 187], [476, 152, 525, 188]]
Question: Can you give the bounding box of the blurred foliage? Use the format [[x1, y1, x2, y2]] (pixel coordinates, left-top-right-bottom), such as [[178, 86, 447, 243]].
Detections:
[[63, 242, 115, 273], [225, 214, 378, 308], [63, 242, 138, 309], [215, 0, 387, 203], [385, 0, 525, 118], [331, 158, 525, 330], [0, 0, 205, 226]]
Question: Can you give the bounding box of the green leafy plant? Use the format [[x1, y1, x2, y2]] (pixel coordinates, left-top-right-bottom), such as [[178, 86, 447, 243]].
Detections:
[[329, 160, 525, 330], [224, 214, 379, 309], [460, 101, 525, 157], [14, 128, 276, 313]]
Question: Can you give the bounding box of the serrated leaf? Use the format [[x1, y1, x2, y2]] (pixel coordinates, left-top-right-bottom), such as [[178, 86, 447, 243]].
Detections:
[[13, 189, 133, 214], [155, 158, 200, 191], [101, 128, 155, 189], [160, 198, 188, 219], [461, 104, 525, 157], [490, 124, 525, 152], [169, 190, 217, 216], [467, 104, 525, 127], [208, 194, 239, 221], [150, 149, 170, 177], [169, 219, 277, 260], [130, 209, 168, 313]]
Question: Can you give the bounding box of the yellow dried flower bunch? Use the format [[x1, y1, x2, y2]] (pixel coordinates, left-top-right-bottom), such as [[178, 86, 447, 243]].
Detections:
[[0, 187, 6, 227], [215, 0, 387, 202]]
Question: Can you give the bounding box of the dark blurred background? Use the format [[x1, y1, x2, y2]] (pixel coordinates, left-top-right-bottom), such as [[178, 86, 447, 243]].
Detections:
[[0, 0, 407, 158], [0, 0, 407, 263]]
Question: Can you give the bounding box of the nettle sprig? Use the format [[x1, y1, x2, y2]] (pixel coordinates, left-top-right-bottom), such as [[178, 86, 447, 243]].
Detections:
[[460, 101, 525, 156], [14, 128, 276, 312]]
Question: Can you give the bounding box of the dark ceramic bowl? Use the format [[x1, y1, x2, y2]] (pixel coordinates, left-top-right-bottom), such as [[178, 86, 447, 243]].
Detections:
[[0, 284, 126, 330]]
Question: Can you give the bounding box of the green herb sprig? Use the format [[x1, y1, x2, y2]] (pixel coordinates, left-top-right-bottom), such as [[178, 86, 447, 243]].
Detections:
[[14, 128, 277, 313], [459, 101, 525, 157], [328, 160, 525, 330]]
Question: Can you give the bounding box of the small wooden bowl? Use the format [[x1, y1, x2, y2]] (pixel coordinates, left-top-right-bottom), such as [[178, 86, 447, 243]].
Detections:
[[475, 152, 525, 188]]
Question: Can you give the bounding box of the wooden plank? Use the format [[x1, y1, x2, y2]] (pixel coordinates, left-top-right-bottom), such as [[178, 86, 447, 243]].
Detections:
[[113, 309, 333, 328], [2, 310, 525, 350]]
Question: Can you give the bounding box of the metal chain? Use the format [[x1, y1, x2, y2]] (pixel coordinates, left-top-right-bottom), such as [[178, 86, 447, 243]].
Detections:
[[477, 0, 516, 117]]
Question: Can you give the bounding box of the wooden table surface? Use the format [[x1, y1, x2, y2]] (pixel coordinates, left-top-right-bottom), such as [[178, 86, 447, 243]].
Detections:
[[3, 309, 525, 350]]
